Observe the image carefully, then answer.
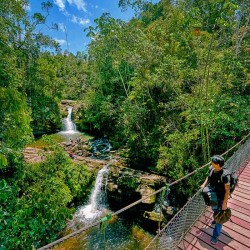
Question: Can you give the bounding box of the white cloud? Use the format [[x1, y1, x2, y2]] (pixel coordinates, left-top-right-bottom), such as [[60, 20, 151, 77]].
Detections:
[[89, 3, 98, 9], [58, 23, 66, 32], [71, 15, 90, 26], [24, 3, 31, 11], [54, 38, 67, 45], [53, 1, 90, 27], [67, 0, 87, 11], [54, 0, 66, 11], [54, 0, 87, 12]]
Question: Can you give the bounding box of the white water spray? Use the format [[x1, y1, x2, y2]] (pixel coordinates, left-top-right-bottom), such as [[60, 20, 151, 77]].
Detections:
[[60, 106, 78, 134], [75, 166, 109, 223]]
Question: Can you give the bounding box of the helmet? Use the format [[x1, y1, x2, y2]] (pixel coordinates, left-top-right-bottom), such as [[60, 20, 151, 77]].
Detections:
[[213, 208, 231, 224], [211, 155, 225, 167]]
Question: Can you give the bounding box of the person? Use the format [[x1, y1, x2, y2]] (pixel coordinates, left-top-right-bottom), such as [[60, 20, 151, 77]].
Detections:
[[200, 155, 230, 245]]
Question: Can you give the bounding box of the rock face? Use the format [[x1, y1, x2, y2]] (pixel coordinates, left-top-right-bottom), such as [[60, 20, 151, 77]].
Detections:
[[107, 165, 167, 205], [60, 100, 82, 124], [60, 138, 92, 158], [23, 147, 45, 163], [105, 165, 177, 223]]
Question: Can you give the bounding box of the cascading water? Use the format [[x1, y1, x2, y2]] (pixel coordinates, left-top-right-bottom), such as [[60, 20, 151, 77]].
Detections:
[[60, 106, 78, 134], [56, 164, 153, 250], [74, 165, 109, 223]]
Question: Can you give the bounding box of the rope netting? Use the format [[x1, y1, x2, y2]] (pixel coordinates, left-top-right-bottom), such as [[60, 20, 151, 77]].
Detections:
[[145, 136, 250, 250], [38, 134, 250, 250]]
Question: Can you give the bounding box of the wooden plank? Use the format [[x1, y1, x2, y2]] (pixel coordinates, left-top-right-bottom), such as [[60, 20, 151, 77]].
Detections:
[[240, 171, 250, 176], [231, 194, 250, 205], [189, 227, 221, 250], [228, 203, 250, 216], [240, 176, 250, 181], [183, 232, 217, 250], [241, 165, 250, 170], [198, 215, 214, 226], [203, 210, 213, 221], [244, 162, 250, 167], [234, 186, 249, 195], [230, 215, 250, 230], [228, 198, 250, 211], [238, 180, 250, 187], [197, 214, 212, 226], [192, 225, 236, 250], [237, 182, 250, 191], [218, 222, 250, 247], [239, 177, 250, 186], [239, 174, 249, 183], [241, 170, 250, 176], [241, 169, 250, 174], [223, 221, 250, 238], [242, 164, 250, 169], [239, 174, 250, 180], [178, 239, 200, 250], [240, 172, 250, 177], [230, 209, 250, 222], [241, 166, 250, 171], [196, 221, 250, 250], [198, 214, 250, 239], [204, 209, 250, 230], [233, 190, 250, 200]]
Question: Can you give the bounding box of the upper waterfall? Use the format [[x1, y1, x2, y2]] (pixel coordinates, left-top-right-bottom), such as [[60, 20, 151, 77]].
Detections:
[[60, 106, 78, 134]]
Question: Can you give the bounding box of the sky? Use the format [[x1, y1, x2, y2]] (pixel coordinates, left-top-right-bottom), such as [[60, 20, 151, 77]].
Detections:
[[28, 0, 159, 54]]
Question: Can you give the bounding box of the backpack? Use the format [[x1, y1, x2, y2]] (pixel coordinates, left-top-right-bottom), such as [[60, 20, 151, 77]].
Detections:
[[209, 168, 238, 194], [223, 169, 238, 194]]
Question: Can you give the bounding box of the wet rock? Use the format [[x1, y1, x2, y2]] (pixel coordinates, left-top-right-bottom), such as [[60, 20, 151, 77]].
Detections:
[[107, 165, 167, 208], [143, 211, 164, 222], [107, 182, 118, 192], [139, 186, 156, 204]]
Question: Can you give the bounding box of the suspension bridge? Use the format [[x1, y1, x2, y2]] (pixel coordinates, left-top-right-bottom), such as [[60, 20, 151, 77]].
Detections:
[[38, 134, 250, 250]]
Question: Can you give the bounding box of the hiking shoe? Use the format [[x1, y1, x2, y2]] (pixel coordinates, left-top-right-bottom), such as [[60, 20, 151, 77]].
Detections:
[[211, 236, 218, 244]]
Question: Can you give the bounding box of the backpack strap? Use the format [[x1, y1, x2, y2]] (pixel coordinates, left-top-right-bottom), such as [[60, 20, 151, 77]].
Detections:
[[208, 166, 214, 176], [221, 168, 230, 182], [208, 168, 214, 183]]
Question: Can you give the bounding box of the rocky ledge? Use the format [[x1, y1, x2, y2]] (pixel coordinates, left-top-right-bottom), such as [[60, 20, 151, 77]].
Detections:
[[107, 165, 167, 204]]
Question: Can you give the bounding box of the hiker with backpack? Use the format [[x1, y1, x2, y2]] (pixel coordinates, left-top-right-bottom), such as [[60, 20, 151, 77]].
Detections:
[[201, 155, 231, 245]]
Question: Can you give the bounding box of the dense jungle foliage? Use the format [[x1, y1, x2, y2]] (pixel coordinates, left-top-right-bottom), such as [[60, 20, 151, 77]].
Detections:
[[0, 0, 249, 248]]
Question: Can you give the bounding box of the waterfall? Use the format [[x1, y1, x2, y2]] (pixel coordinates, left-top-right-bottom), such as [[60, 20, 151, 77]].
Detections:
[[75, 165, 109, 223], [60, 106, 78, 134]]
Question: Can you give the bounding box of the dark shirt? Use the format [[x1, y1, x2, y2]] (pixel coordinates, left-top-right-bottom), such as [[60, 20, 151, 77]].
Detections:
[[209, 169, 230, 199]]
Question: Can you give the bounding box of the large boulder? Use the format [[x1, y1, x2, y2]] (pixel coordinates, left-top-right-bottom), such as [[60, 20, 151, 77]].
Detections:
[[107, 165, 166, 205]]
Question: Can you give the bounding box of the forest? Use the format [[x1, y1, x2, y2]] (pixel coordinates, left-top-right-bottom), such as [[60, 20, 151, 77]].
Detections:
[[0, 0, 249, 249]]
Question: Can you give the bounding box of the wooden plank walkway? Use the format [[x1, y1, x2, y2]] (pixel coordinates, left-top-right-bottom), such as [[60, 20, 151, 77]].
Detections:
[[178, 161, 250, 250]]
